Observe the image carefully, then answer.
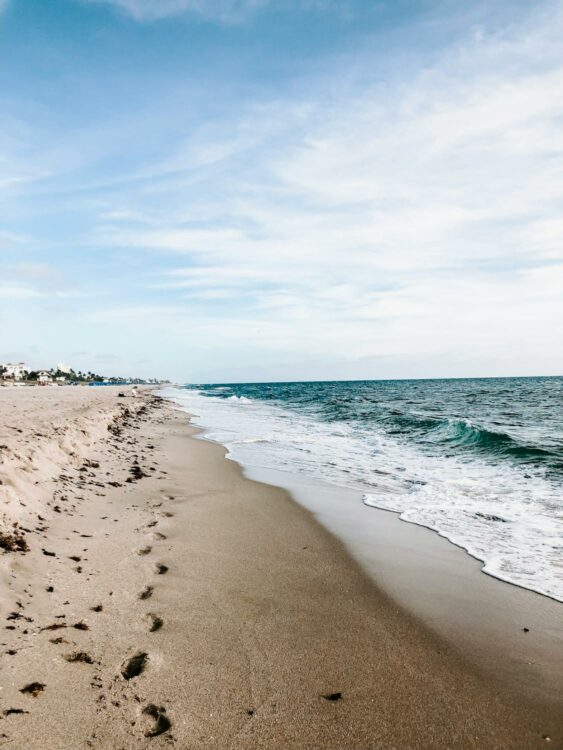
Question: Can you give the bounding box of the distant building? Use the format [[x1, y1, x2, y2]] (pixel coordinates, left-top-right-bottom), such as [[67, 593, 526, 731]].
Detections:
[[2, 363, 29, 380], [37, 370, 53, 385], [57, 363, 72, 374]]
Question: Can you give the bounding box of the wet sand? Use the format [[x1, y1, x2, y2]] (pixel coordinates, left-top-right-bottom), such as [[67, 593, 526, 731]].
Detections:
[[0, 387, 561, 748], [247, 466, 563, 706]]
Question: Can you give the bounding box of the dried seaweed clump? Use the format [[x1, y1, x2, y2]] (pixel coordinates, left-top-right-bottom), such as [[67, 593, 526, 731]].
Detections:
[[0, 527, 28, 553]]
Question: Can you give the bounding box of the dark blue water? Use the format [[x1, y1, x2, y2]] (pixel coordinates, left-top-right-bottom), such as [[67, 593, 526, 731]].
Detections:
[[192, 377, 563, 476]]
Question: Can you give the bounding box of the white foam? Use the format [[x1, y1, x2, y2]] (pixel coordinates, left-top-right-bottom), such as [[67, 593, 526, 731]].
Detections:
[[160, 387, 563, 602]]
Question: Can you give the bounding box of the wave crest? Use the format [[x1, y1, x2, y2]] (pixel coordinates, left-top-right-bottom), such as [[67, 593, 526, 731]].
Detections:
[[425, 418, 551, 462]]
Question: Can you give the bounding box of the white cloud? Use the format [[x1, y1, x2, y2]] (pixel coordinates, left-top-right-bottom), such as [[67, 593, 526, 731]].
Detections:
[[0, 230, 27, 247], [84, 0, 343, 22], [0, 264, 88, 301], [0, 284, 41, 300], [94, 2, 563, 378], [84, 0, 268, 22]]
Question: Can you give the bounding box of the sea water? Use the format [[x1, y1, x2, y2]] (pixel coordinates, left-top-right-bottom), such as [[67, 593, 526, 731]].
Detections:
[[162, 378, 563, 602]]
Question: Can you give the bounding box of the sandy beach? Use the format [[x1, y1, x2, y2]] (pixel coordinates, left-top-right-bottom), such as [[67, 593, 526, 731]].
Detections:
[[0, 387, 561, 749]]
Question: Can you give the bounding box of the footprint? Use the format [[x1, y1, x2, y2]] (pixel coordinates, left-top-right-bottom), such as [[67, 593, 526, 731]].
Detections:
[[136, 546, 152, 556], [40, 622, 67, 632], [122, 652, 148, 680], [64, 652, 95, 664], [147, 614, 163, 632], [142, 704, 171, 737], [155, 563, 168, 575], [20, 682, 45, 697], [322, 692, 343, 702], [138, 586, 154, 600]]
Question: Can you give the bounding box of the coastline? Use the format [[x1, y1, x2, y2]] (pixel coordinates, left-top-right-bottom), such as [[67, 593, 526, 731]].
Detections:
[[1, 387, 561, 748]]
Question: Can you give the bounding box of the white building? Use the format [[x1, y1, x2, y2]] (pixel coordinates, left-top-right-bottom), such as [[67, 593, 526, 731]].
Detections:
[[37, 370, 53, 385], [57, 363, 72, 374], [2, 363, 29, 380]]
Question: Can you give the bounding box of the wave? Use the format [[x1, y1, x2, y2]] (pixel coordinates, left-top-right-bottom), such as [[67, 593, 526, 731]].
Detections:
[[424, 418, 552, 462], [365, 410, 554, 464]]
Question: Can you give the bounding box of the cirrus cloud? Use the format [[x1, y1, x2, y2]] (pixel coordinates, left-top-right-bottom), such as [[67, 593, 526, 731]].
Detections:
[[82, 0, 268, 22]]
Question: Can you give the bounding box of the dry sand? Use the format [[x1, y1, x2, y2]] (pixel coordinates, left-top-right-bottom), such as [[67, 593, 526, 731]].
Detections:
[[0, 386, 561, 748]]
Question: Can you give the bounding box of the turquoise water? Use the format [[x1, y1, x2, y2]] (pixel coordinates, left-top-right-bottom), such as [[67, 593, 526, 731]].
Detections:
[[165, 377, 563, 601]]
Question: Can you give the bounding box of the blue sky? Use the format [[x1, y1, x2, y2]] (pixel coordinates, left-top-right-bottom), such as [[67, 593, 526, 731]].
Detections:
[[1, 0, 562, 381]]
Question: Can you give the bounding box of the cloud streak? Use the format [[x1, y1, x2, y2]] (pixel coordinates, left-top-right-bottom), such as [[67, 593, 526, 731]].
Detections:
[[83, 0, 268, 22], [87, 1, 563, 378]]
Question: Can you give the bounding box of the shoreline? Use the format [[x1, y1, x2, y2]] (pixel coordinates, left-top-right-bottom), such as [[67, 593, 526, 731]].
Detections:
[[1, 388, 561, 747], [170, 403, 563, 708], [162, 382, 563, 606]]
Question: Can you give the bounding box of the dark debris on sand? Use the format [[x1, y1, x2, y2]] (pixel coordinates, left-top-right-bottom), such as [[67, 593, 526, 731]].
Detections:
[[20, 682, 45, 697], [0, 528, 28, 553], [64, 652, 95, 664], [322, 692, 343, 702]]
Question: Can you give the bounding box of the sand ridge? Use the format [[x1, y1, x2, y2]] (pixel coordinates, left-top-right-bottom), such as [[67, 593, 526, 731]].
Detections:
[[0, 388, 176, 746]]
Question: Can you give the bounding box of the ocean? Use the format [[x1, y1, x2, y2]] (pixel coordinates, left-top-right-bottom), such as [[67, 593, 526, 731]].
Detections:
[[162, 377, 563, 602]]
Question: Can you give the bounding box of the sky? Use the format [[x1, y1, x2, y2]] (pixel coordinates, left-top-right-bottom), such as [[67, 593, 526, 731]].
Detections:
[[1, 0, 563, 382]]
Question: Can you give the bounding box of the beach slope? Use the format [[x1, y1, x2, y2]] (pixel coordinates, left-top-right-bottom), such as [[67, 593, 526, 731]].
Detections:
[[0, 387, 560, 748]]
